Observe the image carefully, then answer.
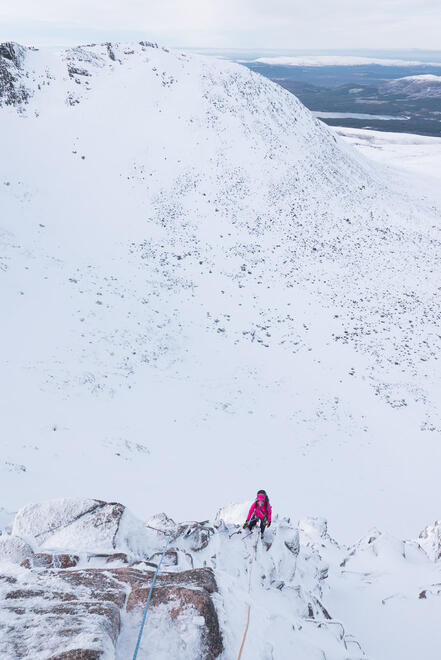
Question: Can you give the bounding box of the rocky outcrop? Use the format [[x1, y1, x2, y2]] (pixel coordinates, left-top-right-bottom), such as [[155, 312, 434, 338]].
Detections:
[[21, 553, 79, 569], [0, 42, 30, 107], [178, 521, 215, 551]]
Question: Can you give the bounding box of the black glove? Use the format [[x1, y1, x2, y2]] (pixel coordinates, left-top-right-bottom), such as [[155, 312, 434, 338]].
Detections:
[[267, 521, 271, 527], [243, 522, 249, 529]]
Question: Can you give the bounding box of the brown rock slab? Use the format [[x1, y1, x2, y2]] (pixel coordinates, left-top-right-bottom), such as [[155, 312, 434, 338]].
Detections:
[[21, 553, 79, 569]]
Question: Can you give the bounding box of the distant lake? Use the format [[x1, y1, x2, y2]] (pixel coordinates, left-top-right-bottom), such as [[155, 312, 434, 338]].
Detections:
[[312, 111, 409, 121]]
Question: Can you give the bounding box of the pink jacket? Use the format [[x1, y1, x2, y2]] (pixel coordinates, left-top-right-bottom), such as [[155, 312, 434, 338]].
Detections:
[[246, 495, 272, 522]]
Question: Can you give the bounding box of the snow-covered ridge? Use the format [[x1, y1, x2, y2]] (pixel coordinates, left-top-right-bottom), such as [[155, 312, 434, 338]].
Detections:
[[381, 73, 441, 97], [1, 497, 440, 659], [252, 55, 441, 67], [1, 40, 441, 545], [396, 74, 441, 81]]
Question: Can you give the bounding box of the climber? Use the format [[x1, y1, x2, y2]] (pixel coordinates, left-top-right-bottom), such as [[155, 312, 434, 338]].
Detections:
[[243, 489, 272, 538]]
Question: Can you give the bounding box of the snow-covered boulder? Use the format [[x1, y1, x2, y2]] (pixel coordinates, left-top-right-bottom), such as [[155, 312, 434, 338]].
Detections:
[[216, 501, 251, 525], [12, 498, 154, 556], [13, 498, 105, 544], [0, 534, 33, 564]]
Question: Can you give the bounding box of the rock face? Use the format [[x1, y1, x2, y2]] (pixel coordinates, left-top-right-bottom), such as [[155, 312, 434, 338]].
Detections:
[[0, 42, 30, 107], [21, 553, 80, 569]]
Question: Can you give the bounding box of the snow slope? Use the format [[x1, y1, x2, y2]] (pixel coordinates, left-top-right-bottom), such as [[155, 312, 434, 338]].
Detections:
[[336, 127, 441, 184], [1, 41, 441, 542]]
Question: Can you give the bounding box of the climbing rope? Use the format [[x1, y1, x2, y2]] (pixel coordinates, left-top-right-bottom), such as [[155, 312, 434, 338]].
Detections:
[[237, 603, 251, 660], [237, 534, 258, 659], [132, 535, 172, 660]]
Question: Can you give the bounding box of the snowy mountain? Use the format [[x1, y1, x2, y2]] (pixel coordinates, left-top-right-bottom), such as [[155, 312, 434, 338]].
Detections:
[[381, 74, 441, 98], [1, 497, 441, 659], [1, 39, 441, 548], [251, 55, 441, 67]]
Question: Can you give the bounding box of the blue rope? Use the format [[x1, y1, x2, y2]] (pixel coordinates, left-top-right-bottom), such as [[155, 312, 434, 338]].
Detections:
[[132, 535, 172, 660]]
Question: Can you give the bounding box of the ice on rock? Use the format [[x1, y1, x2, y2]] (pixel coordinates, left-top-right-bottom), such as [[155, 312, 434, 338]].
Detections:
[[0, 507, 15, 535], [0, 534, 34, 564]]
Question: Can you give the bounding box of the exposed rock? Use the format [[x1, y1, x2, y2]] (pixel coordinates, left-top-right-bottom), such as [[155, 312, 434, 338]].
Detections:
[[0, 42, 30, 106], [0, 535, 34, 564], [179, 522, 215, 551], [149, 549, 178, 566], [0, 42, 26, 67], [105, 552, 129, 564], [21, 553, 79, 569]]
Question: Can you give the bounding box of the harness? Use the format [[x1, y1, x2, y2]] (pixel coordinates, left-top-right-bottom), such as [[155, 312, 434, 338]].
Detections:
[[253, 501, 268, 519]]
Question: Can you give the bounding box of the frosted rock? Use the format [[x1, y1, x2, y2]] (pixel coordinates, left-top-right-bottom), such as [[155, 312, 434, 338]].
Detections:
[[13, 498, 103, 545], [0, 534, 33, 564], [419, 520, 441, 561]]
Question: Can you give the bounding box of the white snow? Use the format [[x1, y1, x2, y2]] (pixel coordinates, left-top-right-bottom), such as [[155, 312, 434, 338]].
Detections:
[[394, 74, 441, 82], [335, 127, 441, 185]]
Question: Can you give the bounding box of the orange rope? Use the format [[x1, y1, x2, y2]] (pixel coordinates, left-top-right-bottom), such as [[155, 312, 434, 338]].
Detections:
[[237, 604, 251, 659]]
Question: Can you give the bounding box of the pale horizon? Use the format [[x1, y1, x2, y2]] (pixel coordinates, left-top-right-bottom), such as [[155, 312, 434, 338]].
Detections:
[[1, 0, 441, 50]]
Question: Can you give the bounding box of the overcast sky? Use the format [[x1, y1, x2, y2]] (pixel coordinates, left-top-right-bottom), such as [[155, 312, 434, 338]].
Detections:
[[1, 0, 440, 50]]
